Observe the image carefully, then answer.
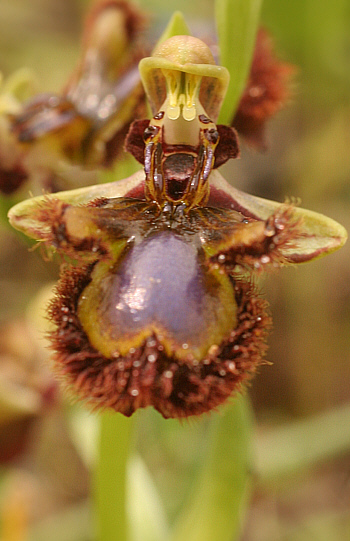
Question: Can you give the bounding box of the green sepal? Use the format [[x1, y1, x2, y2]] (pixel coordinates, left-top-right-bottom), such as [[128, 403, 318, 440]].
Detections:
[[210, 170, 347, 262], [8, 170, 144, 240]]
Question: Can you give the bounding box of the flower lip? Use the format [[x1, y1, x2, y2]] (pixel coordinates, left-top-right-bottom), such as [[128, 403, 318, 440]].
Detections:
[[77, 228, 237, 362], [49, 262, 270, 419]]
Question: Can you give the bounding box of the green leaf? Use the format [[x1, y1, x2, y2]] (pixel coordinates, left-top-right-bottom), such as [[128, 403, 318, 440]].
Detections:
[[170, 395, 253, 541], [67, 405, 99, 469], [215, 0, 263, 124], [127, 455, 169, 541]]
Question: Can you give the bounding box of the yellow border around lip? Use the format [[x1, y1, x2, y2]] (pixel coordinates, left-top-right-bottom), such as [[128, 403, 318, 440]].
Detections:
[[78, 253, 237, 362]]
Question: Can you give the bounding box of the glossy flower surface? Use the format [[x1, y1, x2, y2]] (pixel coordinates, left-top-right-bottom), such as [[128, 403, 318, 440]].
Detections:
[[9, 34, 347, 418]]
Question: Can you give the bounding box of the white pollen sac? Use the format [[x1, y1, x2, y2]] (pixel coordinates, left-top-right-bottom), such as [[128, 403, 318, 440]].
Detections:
[[163, 70, 201, 122], [160, 69, 209, 146]]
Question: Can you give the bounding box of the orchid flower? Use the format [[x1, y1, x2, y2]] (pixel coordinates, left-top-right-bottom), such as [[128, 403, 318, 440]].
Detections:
[[8, 32, 347, 420]]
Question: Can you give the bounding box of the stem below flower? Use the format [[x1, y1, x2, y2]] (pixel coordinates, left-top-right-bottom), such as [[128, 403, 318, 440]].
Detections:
[[94, 411, 135, 541]]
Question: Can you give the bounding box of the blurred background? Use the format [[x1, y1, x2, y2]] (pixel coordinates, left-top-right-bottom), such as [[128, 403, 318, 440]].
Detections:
[[0, 0, 349, 540]]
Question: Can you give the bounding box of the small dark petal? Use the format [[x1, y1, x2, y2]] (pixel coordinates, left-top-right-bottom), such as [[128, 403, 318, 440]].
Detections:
[[48, 265, 271, 419], [213, 125, 240, 168], [124, 119, 149, 163], [232, 29, 294, 149]]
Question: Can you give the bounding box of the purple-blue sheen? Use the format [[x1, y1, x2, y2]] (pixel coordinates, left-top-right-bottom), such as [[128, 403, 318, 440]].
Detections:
[[104, 231, 224, 347]]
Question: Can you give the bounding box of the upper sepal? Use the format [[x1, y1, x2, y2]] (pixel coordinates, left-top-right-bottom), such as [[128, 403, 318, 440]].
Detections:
[[139, 35, 229, 122]]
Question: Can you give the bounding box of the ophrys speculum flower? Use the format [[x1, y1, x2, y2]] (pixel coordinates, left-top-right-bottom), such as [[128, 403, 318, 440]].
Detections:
[[127, 35, 238, 211], [8, 35, 347, 418]]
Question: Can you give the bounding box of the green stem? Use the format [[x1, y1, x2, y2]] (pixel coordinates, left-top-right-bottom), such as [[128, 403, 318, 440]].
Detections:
[[94, 411, 135, 541]]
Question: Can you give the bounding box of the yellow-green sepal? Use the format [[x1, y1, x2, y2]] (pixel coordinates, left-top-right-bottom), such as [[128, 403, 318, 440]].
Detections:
[[8, 169, 145, 240], [210, 170, 347, 262]]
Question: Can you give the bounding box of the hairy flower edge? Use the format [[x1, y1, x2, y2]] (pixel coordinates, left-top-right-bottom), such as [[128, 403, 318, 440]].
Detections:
[[48, 263, 271, 419]]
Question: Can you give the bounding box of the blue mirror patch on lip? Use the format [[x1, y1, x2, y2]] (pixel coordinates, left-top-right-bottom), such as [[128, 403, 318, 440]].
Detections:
[[86, 230, 236, 358]]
